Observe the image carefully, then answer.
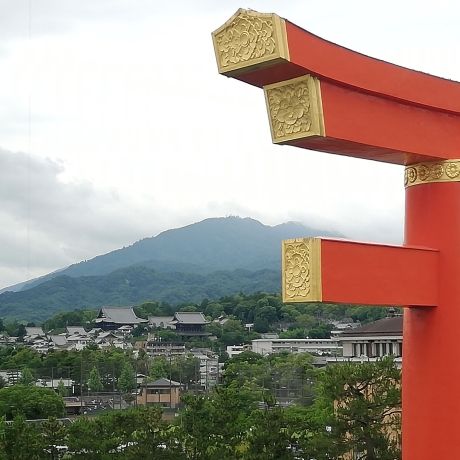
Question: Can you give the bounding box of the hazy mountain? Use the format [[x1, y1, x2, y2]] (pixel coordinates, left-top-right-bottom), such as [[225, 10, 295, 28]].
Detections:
[[4, 217, 340, 293], [0, 216, 342, 320]]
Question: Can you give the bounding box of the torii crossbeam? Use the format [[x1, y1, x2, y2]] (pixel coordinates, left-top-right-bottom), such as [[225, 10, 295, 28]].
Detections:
[[212, 9, 460, 459]]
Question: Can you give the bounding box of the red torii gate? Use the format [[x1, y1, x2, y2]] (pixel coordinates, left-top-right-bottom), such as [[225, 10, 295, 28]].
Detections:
[[212, 9, 460, 459]]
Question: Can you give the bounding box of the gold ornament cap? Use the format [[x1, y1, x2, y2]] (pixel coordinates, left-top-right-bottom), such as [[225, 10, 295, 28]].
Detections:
[[282, 238, 322, 303], [264, 75, 325, 144], [212, 9, 290, 76]]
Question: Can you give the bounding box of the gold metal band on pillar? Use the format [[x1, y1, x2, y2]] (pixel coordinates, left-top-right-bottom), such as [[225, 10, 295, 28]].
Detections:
[[405, 160, 460, 188]]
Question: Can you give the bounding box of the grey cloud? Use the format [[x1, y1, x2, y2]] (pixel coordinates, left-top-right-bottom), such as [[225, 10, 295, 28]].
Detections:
[[0, 147, 165, 288]]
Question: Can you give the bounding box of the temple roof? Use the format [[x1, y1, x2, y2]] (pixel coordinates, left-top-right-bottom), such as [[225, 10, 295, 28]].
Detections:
[[66, 326, 87, 336], [25, 326, 45, 336], [171, 312, 208, 325], [147, 378, 181, 387], [49, 335, 68, 346], [340, 316, 403, 337], [96, 307, 147, 325], [148, 316, 174, 325]]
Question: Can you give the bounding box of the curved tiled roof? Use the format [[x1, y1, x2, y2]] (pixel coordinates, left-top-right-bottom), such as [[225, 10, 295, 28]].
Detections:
[[96, 307, 147, 325], [340, 316, 403, 337]]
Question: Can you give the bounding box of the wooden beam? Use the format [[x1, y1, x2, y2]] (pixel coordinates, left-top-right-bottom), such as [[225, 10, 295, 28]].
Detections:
[[282, 238, 438, 307], [212, 9, 460, 165]]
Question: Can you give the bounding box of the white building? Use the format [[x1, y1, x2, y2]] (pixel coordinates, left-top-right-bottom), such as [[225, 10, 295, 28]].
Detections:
[[226, 344, 251, 358], [190, 348, 221, 389], [328, 315, 403, 366], [251, 338, 342, 356]]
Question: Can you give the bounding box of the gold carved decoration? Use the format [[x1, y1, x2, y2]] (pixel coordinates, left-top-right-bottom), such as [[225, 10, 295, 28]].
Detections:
[[212, 9, 289, 76], [264, 75, 325, 144], [282, 238, 322, 303], [404, 160, 460, 187]]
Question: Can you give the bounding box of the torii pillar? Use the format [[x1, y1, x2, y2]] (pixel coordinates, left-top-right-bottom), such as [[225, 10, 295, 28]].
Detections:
[[212, 9, 460, 459]]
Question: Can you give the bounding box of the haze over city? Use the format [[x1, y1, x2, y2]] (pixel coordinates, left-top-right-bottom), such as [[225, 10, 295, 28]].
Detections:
[[1, 0, 459, 288]]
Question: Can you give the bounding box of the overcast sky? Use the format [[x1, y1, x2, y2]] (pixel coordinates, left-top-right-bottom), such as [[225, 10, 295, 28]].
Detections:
[[0, 0, 459, 288]]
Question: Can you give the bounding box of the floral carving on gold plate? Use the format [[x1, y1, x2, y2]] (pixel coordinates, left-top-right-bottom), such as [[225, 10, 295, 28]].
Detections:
[[284, 240, 311, 299], [264, 75, 325, 144], [405, 160, 460, 187], [282, 238, 322, 303], [214, 13, 276, 68], [267, 79, 311, 140], [212, 9, 289, 75]]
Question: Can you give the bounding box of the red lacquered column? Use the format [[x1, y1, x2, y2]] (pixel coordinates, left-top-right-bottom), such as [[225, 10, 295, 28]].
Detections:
[[404, 163, 460, 459]]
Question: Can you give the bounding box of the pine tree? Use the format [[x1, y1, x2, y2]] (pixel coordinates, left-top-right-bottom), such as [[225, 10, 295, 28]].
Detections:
[[87, 366, 103, 393]]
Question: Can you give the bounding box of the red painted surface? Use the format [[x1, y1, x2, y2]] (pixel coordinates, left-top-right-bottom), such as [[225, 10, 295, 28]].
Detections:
[[284, 22, 460, 114], [404, 183, 460, 459], [320, 239, 438, 306], [313, 81, 460, 163], [222, 12, 460, 459], [236, 21, 460, 114], [233, 19, 460, 165]]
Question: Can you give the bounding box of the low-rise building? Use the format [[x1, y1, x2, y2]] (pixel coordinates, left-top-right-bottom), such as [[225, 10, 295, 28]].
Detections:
[[226, 344, 252, 358], [145, 340, 186, 357], [252, 338, 342, 356], [190, 348, 221, 389], [137, 378, 181, 408], [66, 326, 88, 336], [328, 315, 403, 366]]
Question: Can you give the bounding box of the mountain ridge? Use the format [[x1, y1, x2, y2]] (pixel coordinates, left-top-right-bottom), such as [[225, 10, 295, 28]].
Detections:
[[3, 216, 340, 293], [0, 216, 343, 320]]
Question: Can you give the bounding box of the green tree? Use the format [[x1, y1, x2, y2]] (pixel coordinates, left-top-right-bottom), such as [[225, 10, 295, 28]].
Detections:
[[56, 379, 68, 397], [313, 357, 401, 460], [178, 385, 259, 460], [87, 366, 103, 393], [0, 385, 65, 420], [118, 362, 135, 394], [67, 417, 103, 459], [3, 416, 44, 459], [41, 417, 68, 460], [243, 404, 295, 459], [170, 354, 200, 385], [148, 356, 169, 380]]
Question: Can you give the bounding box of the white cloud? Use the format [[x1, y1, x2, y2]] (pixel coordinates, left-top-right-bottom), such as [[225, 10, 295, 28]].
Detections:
[[0, 0, 456, 287]]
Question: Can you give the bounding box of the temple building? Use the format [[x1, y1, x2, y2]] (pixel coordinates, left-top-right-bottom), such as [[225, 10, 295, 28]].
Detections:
[[95, 306, 147, 331], [170, 312, 209, 337]]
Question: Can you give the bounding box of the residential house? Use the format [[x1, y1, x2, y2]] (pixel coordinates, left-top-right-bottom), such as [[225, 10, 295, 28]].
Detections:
[[25, 326, 45, 337], [137, 378, 182, 408], [226, 344, 252, 358], [66, 326, 88, 336], [0, 369, 21, 386], [190, 348, 220, 390], [49, 335, 69, 351], [36, 378, 74, 394], [66, 334, 93, 351], [145, 340, 186, 357], [96, 331, 126, 349]]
